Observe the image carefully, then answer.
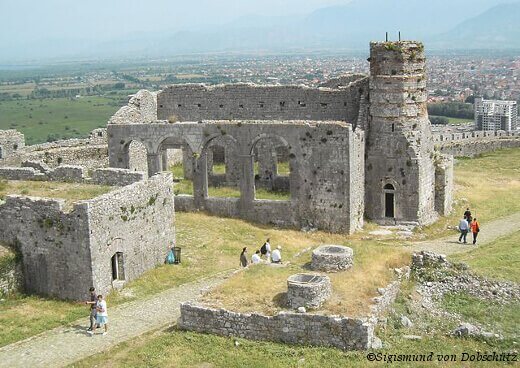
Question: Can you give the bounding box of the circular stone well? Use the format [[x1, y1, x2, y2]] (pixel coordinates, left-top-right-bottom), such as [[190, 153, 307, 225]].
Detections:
[[311, 245, 354, 272], [286, 273, 332, 309]]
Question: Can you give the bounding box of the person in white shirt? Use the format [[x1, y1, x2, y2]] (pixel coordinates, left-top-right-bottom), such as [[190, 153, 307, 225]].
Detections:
[[88, 295, 108, 336], [251, 250, 262, 264], [271, 246, 282, 263], [458, 217, 469, 244], [260, 238, 272, 262]]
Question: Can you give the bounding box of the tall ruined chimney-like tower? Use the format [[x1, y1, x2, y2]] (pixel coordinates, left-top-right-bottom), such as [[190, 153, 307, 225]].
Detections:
[[365, 41, 437, 225]]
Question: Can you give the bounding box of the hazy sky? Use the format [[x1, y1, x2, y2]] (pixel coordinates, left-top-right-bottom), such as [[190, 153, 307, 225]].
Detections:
[[0, 0, 347, 44]]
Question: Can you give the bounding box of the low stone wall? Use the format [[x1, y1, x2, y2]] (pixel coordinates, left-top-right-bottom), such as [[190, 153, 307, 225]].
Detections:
[[0, 164, 144, 187], [434, 130, 520, 157], [439, 138, 520, 157], [0, 129, 108, 170], [178, 303, 376, 350]]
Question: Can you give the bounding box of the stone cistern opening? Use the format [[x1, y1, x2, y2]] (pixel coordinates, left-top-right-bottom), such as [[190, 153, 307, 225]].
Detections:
[[286, 273, 332, 309], [311, 244, 354, 272]]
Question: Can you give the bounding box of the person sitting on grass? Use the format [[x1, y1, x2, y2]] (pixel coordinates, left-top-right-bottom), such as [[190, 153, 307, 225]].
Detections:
[[271, 246, 282, 263], [251, 250, 262, 264], [88, 295, 108, 336]]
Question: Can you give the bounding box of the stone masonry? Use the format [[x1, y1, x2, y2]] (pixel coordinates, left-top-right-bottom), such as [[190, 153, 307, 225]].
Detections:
[[105, 41, 454, 232], [0, 173, 175, 300]]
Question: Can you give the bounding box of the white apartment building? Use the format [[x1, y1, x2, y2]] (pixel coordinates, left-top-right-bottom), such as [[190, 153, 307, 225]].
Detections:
[[475, 97, 518, 131]]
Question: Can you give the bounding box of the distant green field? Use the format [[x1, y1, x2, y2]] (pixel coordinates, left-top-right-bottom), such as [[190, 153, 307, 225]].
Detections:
[[0, 97, 122, 145], [430, 115, 473, 124]]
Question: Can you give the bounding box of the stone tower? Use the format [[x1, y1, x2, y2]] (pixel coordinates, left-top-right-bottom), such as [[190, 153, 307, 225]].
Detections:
[[365, 41, 437, 225]]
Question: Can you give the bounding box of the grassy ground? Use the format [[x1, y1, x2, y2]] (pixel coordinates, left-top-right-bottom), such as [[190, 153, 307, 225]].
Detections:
[[450, 230, 520, 283], [417, 148, 520, 239], [442, 292, 520, 341], [171, 163, 291, 200], [0, 96, 120, 145], [430, 115, 473, 124], [201, 240, 408, 316], [0, 180, 112, 210]]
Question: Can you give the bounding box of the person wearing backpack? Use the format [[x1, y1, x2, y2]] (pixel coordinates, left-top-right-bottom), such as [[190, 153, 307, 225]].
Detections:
[[260, 238, 271, 261], [470, 218, 480, 245]]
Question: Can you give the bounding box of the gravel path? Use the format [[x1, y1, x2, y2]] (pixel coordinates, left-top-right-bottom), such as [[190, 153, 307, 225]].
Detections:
[[0, 271, 233, 368], [411, 212, 520, 256]]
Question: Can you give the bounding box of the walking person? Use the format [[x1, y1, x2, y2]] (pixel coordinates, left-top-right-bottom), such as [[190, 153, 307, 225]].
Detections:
[[464, 208, 472, 224], [88, 295, 108, 336], [458, 217, 469, 244], [240, 247, 248, 267], [470, 218, 480, 245], [84, 287, 97, 332]]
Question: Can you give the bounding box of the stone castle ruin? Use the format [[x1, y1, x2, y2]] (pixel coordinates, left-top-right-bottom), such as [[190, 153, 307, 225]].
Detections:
[[107, 41, 453, 232], [1, 40, 520, 300]]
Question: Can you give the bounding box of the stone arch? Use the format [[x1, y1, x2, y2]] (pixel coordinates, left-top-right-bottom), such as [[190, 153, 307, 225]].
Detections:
[[125, 140, 149, 174], [201, 134, 241, 188]]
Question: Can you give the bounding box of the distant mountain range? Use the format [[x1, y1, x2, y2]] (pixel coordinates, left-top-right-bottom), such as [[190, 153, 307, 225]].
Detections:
[[4, 0, 520, 61]]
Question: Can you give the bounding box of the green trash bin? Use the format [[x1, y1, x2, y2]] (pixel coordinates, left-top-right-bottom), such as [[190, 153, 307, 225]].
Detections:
[[173, 247, 181, 264]]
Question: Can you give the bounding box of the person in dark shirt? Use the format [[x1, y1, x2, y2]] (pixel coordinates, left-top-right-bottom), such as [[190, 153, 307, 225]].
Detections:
[[84, 286, 97, 331], [240, 247, 248, 267], [464, 208, 472, 223]]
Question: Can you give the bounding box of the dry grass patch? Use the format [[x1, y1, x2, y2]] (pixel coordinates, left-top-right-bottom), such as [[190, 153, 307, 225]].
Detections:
[[201, 239, 409, 317], [0, 180, 112, 210], [417, 148, 520, 239]]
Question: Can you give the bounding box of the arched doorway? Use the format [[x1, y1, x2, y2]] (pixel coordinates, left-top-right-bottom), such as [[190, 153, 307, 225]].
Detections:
[[383, 183, 395, 218]]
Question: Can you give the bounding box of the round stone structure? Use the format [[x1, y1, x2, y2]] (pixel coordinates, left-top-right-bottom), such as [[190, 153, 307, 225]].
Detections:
[[286, 273, 332, 309], [311, 245, 354, 272]]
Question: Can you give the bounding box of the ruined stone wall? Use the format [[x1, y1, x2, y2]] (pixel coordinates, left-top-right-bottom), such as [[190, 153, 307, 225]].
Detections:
[[178, 303, 376, 350], [109, 90, 157, 125], [0, 130, 25, 160], [0, 254, 23, 296], [87, 173, 175, 296], [0, 196, 93, 300], [157, 81, 368, 126], [0, 173, 173, 300], [365, 41, 437, 225], [434, 154, 454, 216], [0, 164, 144, 187], [0, 129, 108, 170], [108, 120, 364, 234], [434, 131, 520, 157]]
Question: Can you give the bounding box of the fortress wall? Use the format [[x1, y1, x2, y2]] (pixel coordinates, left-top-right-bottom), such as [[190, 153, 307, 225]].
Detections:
[[0, 196, 93, 300], [157, 83, 366, 124], [434, 131, 520, 157], [86, 173, 175, 296]]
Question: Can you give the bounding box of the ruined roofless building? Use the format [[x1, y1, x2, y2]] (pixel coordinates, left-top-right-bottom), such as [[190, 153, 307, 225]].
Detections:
[[107, 41, 453, 232]]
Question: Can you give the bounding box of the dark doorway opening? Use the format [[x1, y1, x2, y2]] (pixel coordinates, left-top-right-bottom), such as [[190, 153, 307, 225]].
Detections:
[[385, 192, 394, 218], [111, 252, 125, 281]]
